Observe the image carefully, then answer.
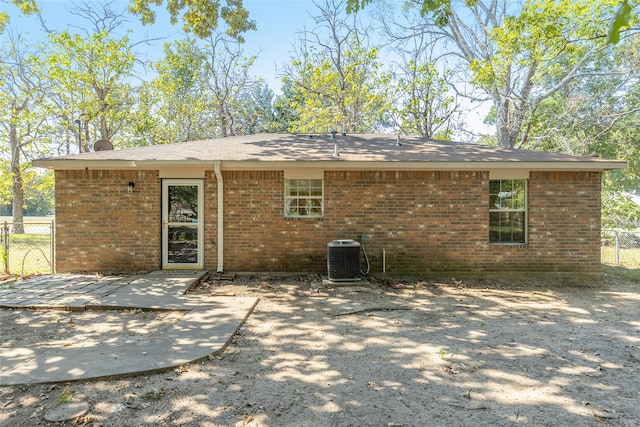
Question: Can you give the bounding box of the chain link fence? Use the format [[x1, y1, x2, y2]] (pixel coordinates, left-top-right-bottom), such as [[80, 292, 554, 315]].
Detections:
[[1, 221, 54, 277], [1, 221, 636, 275], [602, 230, 640, 268]]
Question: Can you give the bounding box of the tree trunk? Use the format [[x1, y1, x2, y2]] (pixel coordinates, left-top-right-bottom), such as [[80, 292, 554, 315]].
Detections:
[[9, 122, 25, 234], [220, 104, 228, 137], [83, 120, 90, 153], [495, 95, 518, 148]]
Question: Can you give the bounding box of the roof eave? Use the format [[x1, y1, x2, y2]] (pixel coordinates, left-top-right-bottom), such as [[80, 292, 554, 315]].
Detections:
[[31, 158, 627, 171]]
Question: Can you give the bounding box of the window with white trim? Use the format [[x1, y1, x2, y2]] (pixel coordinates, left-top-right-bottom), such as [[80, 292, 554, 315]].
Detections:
[[489, 179, 527, 243], [285, 178, 323, 218]]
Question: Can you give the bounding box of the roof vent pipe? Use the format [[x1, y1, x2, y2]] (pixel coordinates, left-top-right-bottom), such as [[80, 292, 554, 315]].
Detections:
[[395, 134, 402, 147], [333, 144, 339, 158]]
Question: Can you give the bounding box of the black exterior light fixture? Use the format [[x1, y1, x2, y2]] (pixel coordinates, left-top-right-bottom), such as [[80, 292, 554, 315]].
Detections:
[[127, 181, 135, 193]]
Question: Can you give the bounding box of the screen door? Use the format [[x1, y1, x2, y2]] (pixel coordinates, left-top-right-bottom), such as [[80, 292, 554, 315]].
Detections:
[[162, 179, 204, 269]]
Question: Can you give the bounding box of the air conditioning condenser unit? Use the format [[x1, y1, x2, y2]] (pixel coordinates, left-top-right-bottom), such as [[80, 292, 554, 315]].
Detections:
[[327, 239, 361, 281]]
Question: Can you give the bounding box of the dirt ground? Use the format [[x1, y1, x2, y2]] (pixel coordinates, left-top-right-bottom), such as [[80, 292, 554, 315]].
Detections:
[[1, 272, 639, 427]]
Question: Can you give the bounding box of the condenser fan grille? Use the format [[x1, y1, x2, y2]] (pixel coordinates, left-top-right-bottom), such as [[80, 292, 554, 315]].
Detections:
[[327, 239, 361, 281]]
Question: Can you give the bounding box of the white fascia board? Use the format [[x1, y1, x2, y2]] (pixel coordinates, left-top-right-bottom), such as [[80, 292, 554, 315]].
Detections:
[[32, 159, 215, 170], [31, 159, 138, 170]]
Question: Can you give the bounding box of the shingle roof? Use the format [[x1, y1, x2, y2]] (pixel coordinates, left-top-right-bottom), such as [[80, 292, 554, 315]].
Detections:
[[32, 133, 626, 171]]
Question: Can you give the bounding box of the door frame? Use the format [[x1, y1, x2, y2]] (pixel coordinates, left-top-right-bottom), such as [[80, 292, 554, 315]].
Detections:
[[161, 179, 204, 269]]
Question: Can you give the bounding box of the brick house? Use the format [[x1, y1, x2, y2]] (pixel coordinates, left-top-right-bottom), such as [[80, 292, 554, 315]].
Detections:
[[33, 133, 626, 278]]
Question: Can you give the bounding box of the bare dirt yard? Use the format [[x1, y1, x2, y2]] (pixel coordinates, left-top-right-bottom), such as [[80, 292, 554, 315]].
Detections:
[[1, 271, 639, 426]]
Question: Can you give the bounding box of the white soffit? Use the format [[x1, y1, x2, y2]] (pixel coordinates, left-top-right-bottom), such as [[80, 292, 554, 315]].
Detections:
[[159, 167, 206, 178], [490, 169, 530, 180], [284, 168, 324, 179]]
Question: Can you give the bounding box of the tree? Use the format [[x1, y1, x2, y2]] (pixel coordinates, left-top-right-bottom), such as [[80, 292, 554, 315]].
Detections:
[[521, 33, 640, 227], [200, 33, 257, 137], [377, 6, 457, 138], [46, 29, 136, 150], [5, 0, 256, 41], [283, 0, 390, 134], [126, 0, 256, 41], [350, 0, 631, 148], [0, 161, 54, 216], [144, 38, 210, 144], [234, 80, 280, 134], [271, 79, 301, 133], [44, 2, 138, 151], [392, 59, 455, 138], [0, 30, 49, 232], [139, 33, 261, 142]]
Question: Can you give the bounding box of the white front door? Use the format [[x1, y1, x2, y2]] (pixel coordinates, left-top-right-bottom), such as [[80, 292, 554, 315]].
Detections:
[[162, 179, 204, 269]]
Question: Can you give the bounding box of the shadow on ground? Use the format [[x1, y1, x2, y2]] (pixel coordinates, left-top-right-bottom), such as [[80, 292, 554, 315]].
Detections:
[[1, 272, 639, 426]]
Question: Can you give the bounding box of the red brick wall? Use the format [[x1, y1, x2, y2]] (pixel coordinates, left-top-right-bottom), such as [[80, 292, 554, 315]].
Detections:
[[215, 170, 602, 277], [54, 169, 602, 277], [54, 170, 161, 272], [526, 171, 602, 274]]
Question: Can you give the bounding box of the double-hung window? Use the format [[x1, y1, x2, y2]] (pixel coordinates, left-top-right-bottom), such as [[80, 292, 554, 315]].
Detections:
[[285, 176, 323, 218], [489, 179, 527, 243]]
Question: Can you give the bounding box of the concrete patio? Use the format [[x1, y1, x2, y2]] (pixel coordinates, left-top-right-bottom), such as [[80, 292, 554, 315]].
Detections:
[[0, 271, 258, 386]]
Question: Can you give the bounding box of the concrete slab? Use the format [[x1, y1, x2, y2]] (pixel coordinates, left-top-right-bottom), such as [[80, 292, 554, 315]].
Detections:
[[0, 270, 259, 385], [0, 297, 258, 385]]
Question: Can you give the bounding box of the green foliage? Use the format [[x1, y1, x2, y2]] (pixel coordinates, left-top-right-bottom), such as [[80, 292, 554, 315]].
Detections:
[[0, 161, 54, 216], [46, 29, 136, 148], [280, 1, 394, 133], [347, 0, 453, 26], [393, 60, 455, 138], [235, 81, 280, 134], [272, 79, 301, 133], [602, 192, 640, 229], [0, 1, 36, 32], [290, 41, 390, 133], [0, 29, 51, 227], [10, 0, 38, 15], [146, 37, 209, 143], [142, 388, 165, 400], [381, 0, 626, 148], [127, 0, 256, 41], [608, 0, 633, 43], [135, 34, 262, 142], [54, 386, 75, 406]]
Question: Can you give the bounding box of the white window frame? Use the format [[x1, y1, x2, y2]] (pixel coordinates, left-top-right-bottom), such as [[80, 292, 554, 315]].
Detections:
[[284, 170, 324, 218], [489, 178, 527, 244]]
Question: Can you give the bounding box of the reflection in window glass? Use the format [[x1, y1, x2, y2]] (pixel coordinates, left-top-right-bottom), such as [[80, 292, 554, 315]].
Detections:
[[167, 225, 198, 263], [489, 179, 526, 243], [168, 185, 198, 223]]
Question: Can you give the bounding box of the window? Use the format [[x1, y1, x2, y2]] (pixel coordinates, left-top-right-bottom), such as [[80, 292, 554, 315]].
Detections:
[[285, 178, 323, 218], [489, 179, 526, 243]]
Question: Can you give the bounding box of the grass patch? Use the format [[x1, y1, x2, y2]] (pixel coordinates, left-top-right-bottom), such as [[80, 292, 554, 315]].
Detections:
[[601, 247, 640, 268], [143, 388, 165, 400], [603, 265, 640, 282], [54, 386, 76, 406], [5, 233, 52, 275], [602, 245, 640, 282]]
